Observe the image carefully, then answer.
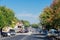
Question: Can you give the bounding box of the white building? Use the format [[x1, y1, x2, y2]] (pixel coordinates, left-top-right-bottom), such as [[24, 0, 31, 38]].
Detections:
[[2, 26, 13, 32], [14, 22, 25, 32]]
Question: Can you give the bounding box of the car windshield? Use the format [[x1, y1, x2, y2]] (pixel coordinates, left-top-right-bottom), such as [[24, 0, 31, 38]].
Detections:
[[49, 29, 58, 33], [9, 29, 15, 32]]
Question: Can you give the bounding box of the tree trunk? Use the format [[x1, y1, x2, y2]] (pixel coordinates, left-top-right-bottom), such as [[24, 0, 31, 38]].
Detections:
[[1, 28, 3, 37]]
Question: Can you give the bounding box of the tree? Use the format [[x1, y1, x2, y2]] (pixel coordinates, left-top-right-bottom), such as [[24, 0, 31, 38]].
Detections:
[[39, 7, 54, 30], [21, 20, 30, 27], [31, 24, 39, 28], [39, 0, 60, 30], [0, 6, 18, 33]]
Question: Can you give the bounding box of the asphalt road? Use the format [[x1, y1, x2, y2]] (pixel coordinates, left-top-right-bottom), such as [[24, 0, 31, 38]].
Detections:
[[2, 35, 26, 40], [22, 34, 52, 40], [1, 34, 54, 40]]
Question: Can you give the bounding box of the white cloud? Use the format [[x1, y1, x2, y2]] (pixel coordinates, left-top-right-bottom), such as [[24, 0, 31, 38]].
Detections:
[[15, 12, 39, 24], [15, 13, 38, 19]]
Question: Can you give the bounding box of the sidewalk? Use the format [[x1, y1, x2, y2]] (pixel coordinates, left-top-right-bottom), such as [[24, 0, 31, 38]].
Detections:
[[16, 32, 32, 35]]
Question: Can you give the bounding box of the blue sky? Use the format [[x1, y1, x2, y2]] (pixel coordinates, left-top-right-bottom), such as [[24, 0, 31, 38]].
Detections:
[[0, 0, 53, 24]]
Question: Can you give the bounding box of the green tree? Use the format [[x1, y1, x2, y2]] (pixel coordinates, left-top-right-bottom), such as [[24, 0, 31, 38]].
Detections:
[[39, 0, 60, 30], [39, 7, 53, 30], [21, 20, 30, 27], [31, 24, 39, 28], [0, 6, 18, 30]]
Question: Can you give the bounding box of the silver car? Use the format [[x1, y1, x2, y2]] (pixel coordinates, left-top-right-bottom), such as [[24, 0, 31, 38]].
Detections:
[[47, 29, 58, 37], [9, 29, 15, 36]]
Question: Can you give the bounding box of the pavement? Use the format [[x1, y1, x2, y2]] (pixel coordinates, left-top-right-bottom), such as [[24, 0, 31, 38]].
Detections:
[[0, 31, 58, 40], [1, 32, 52, 40], [2, 34, 46, 40], [2, 35, 26, 40]]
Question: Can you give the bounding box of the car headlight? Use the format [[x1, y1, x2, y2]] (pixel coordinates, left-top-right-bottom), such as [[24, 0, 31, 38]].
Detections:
[[48, 33, 50, 35], [47, 33, 51, 36], [7, 33, 10, 36]]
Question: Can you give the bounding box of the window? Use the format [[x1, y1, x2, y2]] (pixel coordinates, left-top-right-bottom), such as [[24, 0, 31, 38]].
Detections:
[[18, 26, 21, 28]]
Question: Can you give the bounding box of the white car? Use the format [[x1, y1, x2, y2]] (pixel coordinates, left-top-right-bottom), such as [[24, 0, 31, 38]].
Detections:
[[9, 29, 16, 36], [1, 32, 11, 37]]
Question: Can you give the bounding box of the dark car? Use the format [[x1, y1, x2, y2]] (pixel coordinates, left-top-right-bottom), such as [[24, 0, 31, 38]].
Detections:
[[55, 30, 60, 40], [1, 32, 10, 37], [9, 29, 15, 36], [17, 31, 23, 33], [39, 29, 48, 38], [58, 30, 60, 36], [24, 29, 28, 33], [24, 28, 29, 33], [40, 29, 48, 34]]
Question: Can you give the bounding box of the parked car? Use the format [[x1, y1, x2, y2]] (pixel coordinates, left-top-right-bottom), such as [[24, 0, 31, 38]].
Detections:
[[39, 29, 48, 38], [17, 31, 23, 33], [40, 29, 48, 34], [1, 32, 10, 37], [9, 29, 16, 36], [24, 29, 29, 33], [47, 29, 58, 37], [58, 29, 60, 36], [55, 30, 60, 40], [47, 29, 59, 40]]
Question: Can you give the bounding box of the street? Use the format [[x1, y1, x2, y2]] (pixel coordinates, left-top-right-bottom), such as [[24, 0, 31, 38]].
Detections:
[[0, 29, 58, 40], [0, 0, 60, 40], [2, 35, 26, 40], [1, 33, 52, 40]]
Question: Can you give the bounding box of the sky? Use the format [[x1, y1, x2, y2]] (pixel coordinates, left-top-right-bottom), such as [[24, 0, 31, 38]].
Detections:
[[0, 0, 53, 24]]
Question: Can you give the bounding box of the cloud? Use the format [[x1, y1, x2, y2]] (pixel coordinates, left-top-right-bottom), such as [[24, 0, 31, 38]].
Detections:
[[15, 13, 38, 19], [15, 12, 39, 24]]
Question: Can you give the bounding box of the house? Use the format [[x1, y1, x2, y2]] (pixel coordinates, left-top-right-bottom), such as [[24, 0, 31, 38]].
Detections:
[[2, 26, 13, 32], [14, 21, 25, 32], [2, 21, 25, 32]]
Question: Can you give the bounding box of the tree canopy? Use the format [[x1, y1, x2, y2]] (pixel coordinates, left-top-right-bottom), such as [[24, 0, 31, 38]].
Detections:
[[0, 6, 18, 29], [31, 23, 39, 28], [39, 0, 60, 30], [21, 20, 30, 27]]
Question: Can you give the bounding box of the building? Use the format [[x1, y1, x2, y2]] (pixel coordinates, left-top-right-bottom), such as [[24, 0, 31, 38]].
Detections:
[[14, 21, 25, 32], [2, 26, 13, 32]]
